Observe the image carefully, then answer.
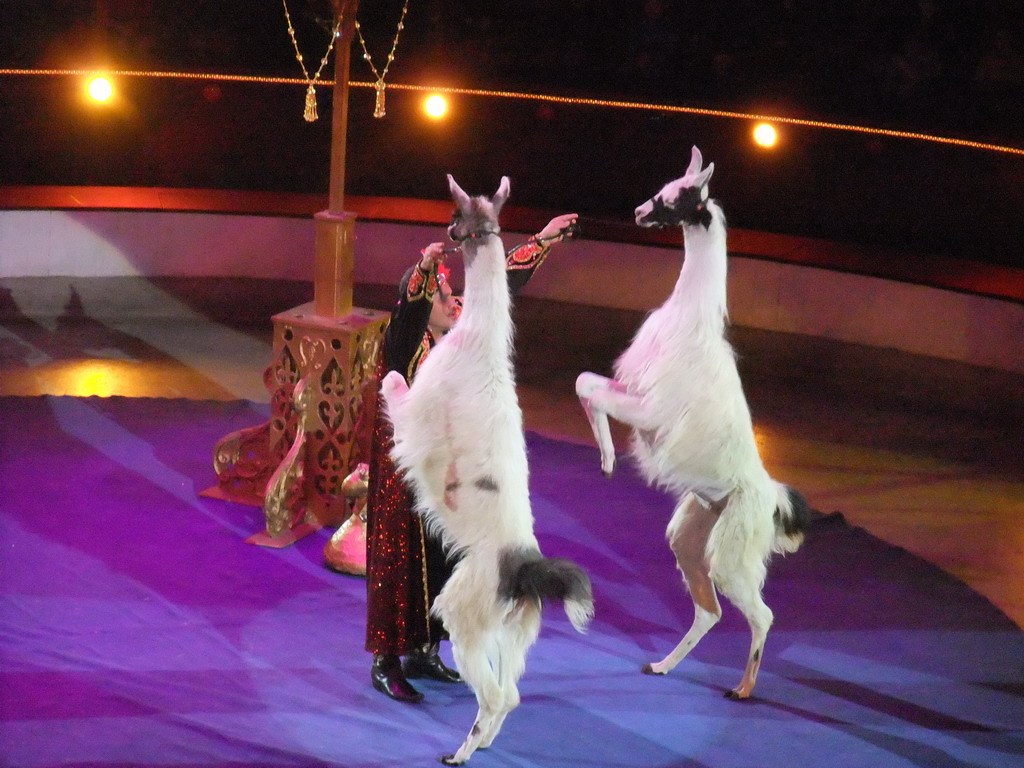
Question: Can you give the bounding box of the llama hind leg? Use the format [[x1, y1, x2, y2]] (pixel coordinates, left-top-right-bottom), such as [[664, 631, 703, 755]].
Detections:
[[644, 495, 722, 675], [476, 654, 515, 751], [442, 639, 503, 765], [717, 574, 773, 699], [478, 604, 540, 750]]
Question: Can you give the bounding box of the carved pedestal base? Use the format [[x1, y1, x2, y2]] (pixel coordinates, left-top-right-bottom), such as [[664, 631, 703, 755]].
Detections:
[[203, 302, 387, 546]]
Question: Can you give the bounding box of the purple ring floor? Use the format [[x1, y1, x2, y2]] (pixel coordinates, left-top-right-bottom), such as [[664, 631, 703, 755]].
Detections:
[[2, 396, 1021, 767]]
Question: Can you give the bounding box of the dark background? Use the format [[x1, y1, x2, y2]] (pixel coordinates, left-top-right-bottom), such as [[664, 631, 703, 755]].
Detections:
[[1, 1, 1022, 268]]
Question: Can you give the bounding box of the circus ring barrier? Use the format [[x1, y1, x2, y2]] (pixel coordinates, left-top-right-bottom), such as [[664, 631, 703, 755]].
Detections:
[[2, 187, 1022, 543]]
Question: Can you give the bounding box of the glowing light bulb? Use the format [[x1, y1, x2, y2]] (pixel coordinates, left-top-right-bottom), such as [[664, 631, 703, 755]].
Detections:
[[87, 76, 113, 103], [424, 94, 447, 119], [753, 122, 777, 147]]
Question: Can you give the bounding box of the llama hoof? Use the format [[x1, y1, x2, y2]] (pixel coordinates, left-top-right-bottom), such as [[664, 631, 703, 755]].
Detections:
[[724, 689, 751, 701], [380, 370, 407, 401], [440, 755, 464, 766], [641, 663, 665, 675]]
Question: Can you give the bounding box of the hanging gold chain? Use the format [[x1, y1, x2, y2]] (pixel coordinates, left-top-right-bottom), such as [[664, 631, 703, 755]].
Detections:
[[354, 0, 410, 118], [282, 0, 342, 121]]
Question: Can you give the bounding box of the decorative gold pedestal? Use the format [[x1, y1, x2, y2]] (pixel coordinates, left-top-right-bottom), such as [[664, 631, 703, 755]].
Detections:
[[203, 302, 387, 547], [202, 7, 383, 549]]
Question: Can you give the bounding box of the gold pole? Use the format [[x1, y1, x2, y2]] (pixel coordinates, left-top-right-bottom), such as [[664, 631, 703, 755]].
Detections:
[[314, 0, 361, 318]]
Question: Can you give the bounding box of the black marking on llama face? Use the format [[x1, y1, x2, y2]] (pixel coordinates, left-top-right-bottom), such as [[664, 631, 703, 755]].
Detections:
[[641, 185, 713, 229], [474, 476, 499, 493], [448, 198, 499, 243], [445, 480, 461, 494], [448, 207, 465, 241], [639, 195, 680, 228]]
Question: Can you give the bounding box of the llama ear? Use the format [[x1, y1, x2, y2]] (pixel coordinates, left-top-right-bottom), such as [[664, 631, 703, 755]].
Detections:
[[685, 146, 704, 177], [492, 176, 511, 212], [447, 174, 470, 208], [694, 161, 715, 190]]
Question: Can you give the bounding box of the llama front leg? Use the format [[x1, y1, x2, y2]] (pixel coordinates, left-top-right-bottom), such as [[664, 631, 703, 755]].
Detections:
[[576, 372, 659, 476], [575, 372, 625, 476], [380, 370, 409, 409]]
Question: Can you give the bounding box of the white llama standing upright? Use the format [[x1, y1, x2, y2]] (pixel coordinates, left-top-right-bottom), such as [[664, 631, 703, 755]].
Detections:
[[575, 146, 811, 699], [381, 174, 593, 765]]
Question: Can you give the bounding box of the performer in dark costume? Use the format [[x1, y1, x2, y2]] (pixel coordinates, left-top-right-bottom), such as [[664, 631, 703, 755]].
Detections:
[[365, 212, 578, 703]]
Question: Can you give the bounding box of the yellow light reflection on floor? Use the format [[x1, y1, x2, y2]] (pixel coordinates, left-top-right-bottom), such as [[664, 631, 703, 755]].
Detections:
[[54, 359, 125, 397], [752, 424, 776, 466], [10, 358, 243, 400]]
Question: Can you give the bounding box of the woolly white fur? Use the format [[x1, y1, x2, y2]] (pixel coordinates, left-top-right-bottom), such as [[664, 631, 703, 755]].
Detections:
[[576, 146, 806, 699], [381, 175, 592, 765]]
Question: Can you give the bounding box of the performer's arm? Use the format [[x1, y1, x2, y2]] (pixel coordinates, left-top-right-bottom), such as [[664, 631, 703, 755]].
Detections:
[[506, 212, 578, 295], [385, 247, 444, 377]]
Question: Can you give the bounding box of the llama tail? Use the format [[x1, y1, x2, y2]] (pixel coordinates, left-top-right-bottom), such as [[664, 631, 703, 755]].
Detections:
[[499, 548, 594, 633], [771, 481, 813, 554]]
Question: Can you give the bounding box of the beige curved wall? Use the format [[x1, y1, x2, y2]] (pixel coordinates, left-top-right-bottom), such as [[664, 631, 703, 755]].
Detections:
[[1, 208, 1021, 374]]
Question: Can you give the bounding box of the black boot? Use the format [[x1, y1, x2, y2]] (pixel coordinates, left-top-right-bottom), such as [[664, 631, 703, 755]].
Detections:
[[371, 654, 423, 703], [403, 644, 462, 683]]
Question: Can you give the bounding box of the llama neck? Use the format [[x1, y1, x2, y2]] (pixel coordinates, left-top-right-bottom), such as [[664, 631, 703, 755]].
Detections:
[[458, 236, 513, 349], [668, 200, 728, 329]]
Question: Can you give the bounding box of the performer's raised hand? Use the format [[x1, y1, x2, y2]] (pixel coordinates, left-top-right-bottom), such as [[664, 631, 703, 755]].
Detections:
[[536, 213, 579, 244], [419, 241, 447, 270]]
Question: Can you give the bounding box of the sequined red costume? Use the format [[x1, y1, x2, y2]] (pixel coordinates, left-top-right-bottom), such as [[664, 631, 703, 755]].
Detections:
[[365, 238, 552, 655]]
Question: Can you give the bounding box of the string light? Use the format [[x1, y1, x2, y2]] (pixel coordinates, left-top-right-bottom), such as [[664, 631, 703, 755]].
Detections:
[[1, 68, 1021, 156], [401, 83, 1024, 156]]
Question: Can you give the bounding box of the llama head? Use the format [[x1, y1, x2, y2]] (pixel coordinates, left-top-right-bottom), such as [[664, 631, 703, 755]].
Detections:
[[447, 174, 509, 245], [635, 146, 715, 229]]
